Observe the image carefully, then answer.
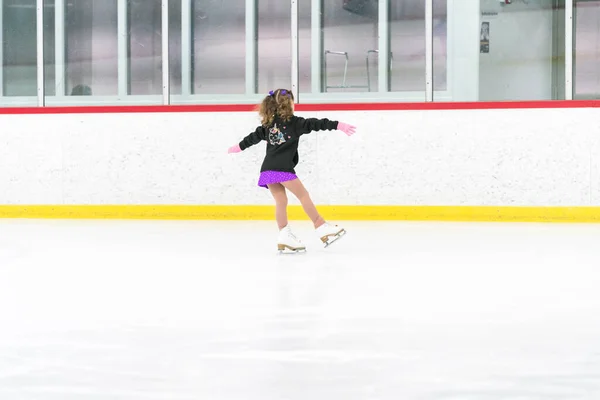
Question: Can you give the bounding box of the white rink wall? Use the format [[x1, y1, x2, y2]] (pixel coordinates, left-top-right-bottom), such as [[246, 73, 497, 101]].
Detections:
[[0, 107, 598, 206]]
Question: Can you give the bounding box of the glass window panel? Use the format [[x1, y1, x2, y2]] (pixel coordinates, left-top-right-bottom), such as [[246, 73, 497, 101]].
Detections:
[[574, 0, 600, 98], [168, 0, 181, 95], [478, 0, 565, 101], [258, 0, 290, 93], [128, 0, 162, 95], [433, 0, 447, 92], [44, 0, 55, 97], [2, 0, 37, 97], [390, 0, 425, 92], [322, 0, 377, 93], [63, 0, 118, 97], [299, 1, 311, 93], [192, 0, 245, 94]]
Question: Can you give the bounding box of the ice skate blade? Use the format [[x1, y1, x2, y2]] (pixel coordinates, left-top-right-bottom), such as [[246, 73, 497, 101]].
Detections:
[[321, 229, 347, 248], [277, 244, 306, 255]]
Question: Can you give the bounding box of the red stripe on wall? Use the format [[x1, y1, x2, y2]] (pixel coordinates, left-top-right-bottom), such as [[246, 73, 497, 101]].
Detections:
[[0, 104, 258, 115], [296, 100, 600, 111], [0, 100, 599, 115]]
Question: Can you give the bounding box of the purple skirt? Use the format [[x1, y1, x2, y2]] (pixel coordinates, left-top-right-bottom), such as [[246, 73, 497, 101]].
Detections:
[[258, 170, 298, 188]]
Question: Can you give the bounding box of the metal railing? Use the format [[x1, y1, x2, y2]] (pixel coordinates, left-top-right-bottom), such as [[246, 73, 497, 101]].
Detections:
[[324, 49, 393, 92]]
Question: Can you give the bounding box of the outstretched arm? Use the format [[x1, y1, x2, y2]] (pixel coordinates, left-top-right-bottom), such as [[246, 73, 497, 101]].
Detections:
[[295, 117, 338, 135], [228, 126, 266, 153], [295, 117, 356, 136], [239, 126, 267, 150]]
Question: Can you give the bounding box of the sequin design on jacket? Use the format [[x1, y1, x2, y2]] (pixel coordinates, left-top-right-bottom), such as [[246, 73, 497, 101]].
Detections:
[[268, 123, 286, 146]]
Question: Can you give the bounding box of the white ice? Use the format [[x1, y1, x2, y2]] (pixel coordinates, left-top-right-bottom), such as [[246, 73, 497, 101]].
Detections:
[[1, 219, 600, 399]]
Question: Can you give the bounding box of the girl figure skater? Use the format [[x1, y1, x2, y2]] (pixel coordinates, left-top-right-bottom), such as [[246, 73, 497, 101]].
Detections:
[[228, 88, 356, 253]]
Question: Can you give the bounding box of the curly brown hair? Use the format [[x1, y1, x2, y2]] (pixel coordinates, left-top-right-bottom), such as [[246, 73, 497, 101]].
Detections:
[[257, 88, 295, 126]]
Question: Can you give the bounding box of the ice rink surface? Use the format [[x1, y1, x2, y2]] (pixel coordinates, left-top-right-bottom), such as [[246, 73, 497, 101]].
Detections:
[[2, 218, 600, 399]]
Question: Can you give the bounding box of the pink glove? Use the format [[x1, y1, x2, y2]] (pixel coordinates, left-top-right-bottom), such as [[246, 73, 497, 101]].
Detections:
[[228, 144, 241, 154], [337, 122, 356, 136]]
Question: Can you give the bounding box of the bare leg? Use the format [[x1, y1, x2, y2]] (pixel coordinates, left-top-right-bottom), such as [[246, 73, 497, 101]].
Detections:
[[267, 183, 288, 230], [281, 179, 325, 229]]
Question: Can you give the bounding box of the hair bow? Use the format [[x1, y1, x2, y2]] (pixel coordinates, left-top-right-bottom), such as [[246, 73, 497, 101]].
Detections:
[[269, 89, 290, 97]]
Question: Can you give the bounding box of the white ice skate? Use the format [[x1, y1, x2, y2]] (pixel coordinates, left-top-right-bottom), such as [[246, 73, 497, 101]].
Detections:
[[277, 225, 306, 254], [316, 222, 346, 248]]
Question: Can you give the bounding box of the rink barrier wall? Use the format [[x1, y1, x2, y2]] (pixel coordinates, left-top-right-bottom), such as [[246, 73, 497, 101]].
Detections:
[[2, 100, 600, 223]]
